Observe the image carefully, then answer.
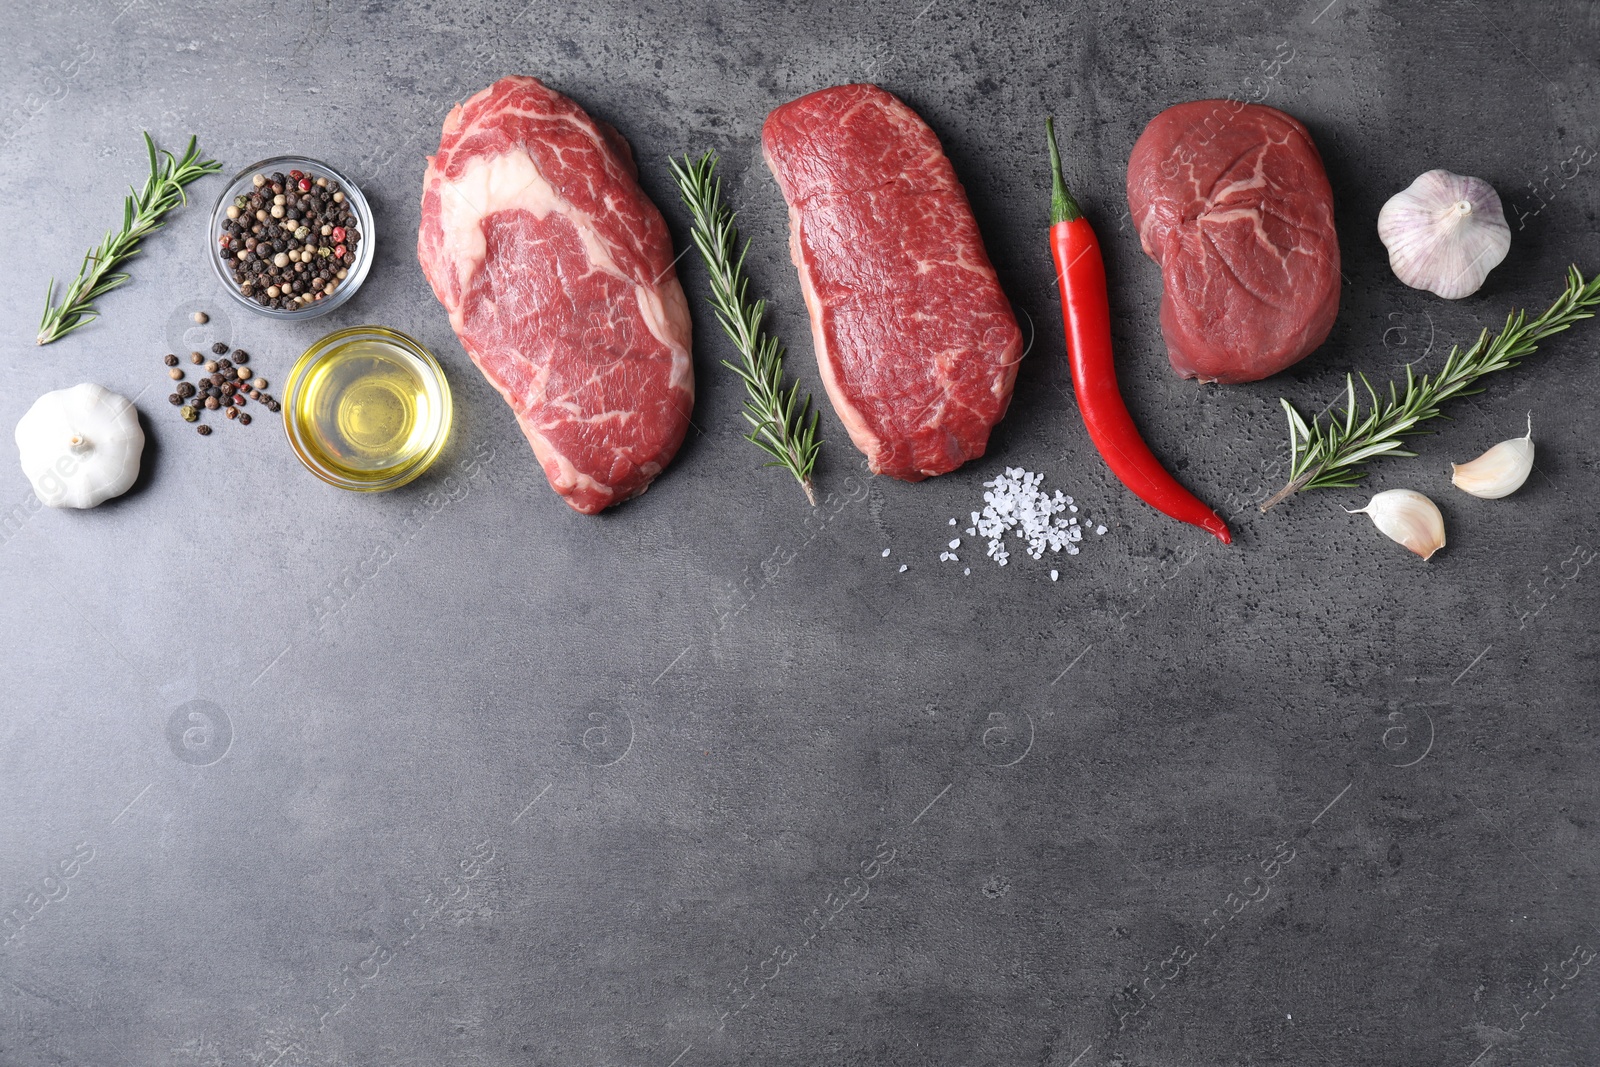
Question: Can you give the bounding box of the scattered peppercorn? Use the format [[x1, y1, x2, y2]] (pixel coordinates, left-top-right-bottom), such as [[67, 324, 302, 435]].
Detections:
[[181, 405, 198, 422], [251, 377, 267, 389], [205, 397, 220, 410], [212, 342, 228, 354], [266, 399, 281, 413], [197, 424, 212, 436], [238, 413, 252, 425], [205, 360, 219, 372], [177, 383, 196, 398], [168, 367, 184, 380], [163, 353, 179, 366], [233, 350, 249, 363], [192, 311, 209, 324], [226, 407, 238, 420], [190, 351, 204, 364], [168, 393, 182, 406]]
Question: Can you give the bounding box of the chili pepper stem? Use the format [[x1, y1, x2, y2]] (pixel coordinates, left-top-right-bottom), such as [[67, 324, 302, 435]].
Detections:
[[1044, 117, 1082, 226]]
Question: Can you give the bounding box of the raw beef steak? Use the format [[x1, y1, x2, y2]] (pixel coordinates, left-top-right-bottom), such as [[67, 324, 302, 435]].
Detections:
[[1127, 101, 1340, 384], [418, 76, 693, 513], [762, 84, 1023, 481]]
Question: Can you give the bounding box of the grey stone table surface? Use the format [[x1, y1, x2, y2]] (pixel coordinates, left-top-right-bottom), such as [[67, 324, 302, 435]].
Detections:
[[2, 1, 1598, 1064]]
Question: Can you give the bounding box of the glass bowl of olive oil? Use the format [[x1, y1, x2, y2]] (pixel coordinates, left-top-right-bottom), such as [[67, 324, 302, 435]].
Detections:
[[283, 326, 453, 492]]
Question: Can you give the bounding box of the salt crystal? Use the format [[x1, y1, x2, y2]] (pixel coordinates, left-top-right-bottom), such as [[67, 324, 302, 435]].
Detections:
[[948, 538, 961, 549], [963, 568, 970, 575], [1050, 570, 1059, 581], [948, 518, 957, 525], [881, 548, 891, 557], [1095, 525, 1106, 535]]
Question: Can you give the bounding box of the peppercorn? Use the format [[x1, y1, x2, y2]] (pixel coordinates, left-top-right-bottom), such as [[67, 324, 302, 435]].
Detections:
[[176, 383, 196, 398], [266, 399, 281, 412], [164, 353, 179, 366], [197, 424, 212, 436], [225, 406, 238, 420], [180, 405, 198, 422], [205, 397, 220, 410], [233, 394, 246, 407], [249, 389, 261, 400], [233, 349, 249, 363], [204, 361, 218, 373], [168, 393, 182, 406], [222, 382, 237, 396], [212, 342, 228, 354], [168, 367, 184, 380], [190, 351, 204, 364], [251, 377, 267, 390], [239, 412, 252, 425]]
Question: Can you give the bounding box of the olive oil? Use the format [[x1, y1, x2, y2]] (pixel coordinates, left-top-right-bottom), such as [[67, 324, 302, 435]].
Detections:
[[285, 327, 452, 491]]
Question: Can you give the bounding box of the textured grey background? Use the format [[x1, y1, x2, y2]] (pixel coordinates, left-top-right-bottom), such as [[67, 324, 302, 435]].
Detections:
[[2, 1, 1598, 1064]]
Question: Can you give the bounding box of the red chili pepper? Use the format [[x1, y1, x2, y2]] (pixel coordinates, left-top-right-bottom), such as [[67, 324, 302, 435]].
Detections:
[[1045, 118, 1230, 544]]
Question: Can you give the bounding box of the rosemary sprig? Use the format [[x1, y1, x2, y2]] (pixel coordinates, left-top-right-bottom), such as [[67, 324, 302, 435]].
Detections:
[[1262, 267, 1600, 510], [37, 132, 221, 345], [669, 150, 821, 505]]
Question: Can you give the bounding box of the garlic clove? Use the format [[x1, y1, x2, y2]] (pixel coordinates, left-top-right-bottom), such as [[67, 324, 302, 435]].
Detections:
[[1451, 414, 1534, 498], [1377, 170, 1511, 299], [1345, 488, 1446, 560]]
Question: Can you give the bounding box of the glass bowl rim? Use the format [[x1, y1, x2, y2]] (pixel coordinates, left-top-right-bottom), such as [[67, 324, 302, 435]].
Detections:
[[282, 324, 453, 493], [207, 154, 375, 320]]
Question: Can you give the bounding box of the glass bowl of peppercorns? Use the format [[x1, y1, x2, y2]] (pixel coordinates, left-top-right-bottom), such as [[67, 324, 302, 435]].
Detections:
[[209, 156, 374, 319]]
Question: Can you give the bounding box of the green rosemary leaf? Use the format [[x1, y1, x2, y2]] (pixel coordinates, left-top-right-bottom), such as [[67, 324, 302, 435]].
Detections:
[[1262, 267, 1600, 511], [37, 132, 221, 345], [670, 150, 822, 506]]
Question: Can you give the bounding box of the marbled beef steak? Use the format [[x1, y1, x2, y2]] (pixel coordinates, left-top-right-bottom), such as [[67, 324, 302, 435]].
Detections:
[[763, 84, 1024, 481], [1127, 100, 1340, 384], [419, 76, 693, 514]]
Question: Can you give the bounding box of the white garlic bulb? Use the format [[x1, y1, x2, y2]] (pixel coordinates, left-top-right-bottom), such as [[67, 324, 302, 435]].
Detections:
[[1451, 415, 1534, 498], [15, 383, 144, 508], [1346, 489, 1446, 560], [1377, 170, 1511, 299]]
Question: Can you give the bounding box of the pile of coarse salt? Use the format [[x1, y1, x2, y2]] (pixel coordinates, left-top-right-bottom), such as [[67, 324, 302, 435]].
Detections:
[[967, 466, 1104, 569]]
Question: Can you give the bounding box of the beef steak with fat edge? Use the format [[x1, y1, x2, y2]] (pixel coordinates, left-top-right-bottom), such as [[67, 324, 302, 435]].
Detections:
[[1127, 100, 1340, 384], [418, 76, 693, 514], [763, 84, 1024, 480]]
